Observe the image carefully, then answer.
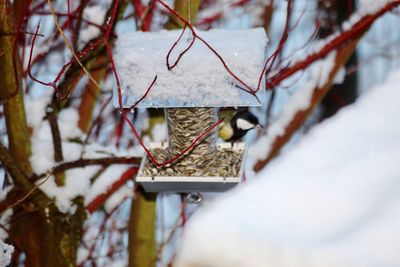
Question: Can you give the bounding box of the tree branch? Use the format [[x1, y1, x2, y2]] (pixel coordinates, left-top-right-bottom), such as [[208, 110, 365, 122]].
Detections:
[[267, 0, 400, 89], [34, 156, 141, 180], [0, 141, 32, 191], [86, 167, 138, 213], [46, 106, 65, 185]]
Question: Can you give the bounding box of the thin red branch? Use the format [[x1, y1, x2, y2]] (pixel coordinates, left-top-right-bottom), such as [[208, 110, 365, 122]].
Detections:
[[142, 0, 156, 31], [67, 0, 71, 29], [128, 75, 158, 110], [166, 25, 195, 70], [257, 0, 292, 91], [86, 167, 138, 213]]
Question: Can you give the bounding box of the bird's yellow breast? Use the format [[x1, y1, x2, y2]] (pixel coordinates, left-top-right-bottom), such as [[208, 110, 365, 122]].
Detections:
[[218, 122, 234, 141]]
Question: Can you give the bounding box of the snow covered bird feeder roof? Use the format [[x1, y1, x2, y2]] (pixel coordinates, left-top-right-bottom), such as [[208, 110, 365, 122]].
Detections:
[[114, 28, 267, 108], [114, 28, 267, 193]]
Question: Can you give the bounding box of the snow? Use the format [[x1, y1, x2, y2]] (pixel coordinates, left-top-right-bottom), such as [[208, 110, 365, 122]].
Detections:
[[104, 185, 133, 213], [287, 1, 395, 72], [175, 68, 400, 267], [85, 164, 131, 206], [0, 209, 12, 241], [151, 122, 168, 142], [358, 0, 395, 15], [79, 4, 108, 45], [114, 28, 267, 107], [26, 96, 137, 213], [0, 241, 14, 267], [249, 51, 336, 162]]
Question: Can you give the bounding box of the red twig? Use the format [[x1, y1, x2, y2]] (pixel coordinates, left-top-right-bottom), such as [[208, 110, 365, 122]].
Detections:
[[86, 167, 138, 213], [67, 0, 71, 29], [142, 0, 156, 31], [180, 195, 186, 228], [258, 0, 292, 91], [114, 116, 125, 148], [128, 75, 158, 110], [166, 25, 195, 70]]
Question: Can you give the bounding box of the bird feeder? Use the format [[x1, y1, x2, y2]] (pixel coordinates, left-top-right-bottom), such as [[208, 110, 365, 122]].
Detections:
[[114, 28, 267, 193]]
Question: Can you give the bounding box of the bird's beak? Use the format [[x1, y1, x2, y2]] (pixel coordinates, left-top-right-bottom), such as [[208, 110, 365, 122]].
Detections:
[[256, 124, 263, 129]]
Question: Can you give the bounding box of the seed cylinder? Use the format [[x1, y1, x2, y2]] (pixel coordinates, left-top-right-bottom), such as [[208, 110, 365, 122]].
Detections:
[[166, 108, 217, 176]]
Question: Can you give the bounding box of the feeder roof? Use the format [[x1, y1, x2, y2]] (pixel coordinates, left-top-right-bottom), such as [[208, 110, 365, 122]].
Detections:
[[114, 28, 267, 108]]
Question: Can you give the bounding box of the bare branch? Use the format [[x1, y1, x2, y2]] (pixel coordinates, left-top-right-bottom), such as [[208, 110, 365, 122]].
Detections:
[[34, 156, 141, 180]]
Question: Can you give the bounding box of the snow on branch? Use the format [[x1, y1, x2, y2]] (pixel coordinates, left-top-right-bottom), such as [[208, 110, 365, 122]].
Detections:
[[86, 167, 138, 213], [252, 0, 400, 172], [266, 0, 400, 89]]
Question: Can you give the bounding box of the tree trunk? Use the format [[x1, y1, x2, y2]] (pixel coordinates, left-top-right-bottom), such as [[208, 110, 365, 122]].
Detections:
[[129, 188, 157, 267], [1, 2, 86, 266], [12, 199, 86, 267]]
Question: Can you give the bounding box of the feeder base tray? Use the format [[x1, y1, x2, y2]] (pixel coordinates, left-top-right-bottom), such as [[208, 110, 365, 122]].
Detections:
[[136, 142, 246, 193]]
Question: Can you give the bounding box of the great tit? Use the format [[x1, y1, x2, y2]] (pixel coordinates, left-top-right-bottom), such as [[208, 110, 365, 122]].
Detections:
[[218, 110, 262, 143]]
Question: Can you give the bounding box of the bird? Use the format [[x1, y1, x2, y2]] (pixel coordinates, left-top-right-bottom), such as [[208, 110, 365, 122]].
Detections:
[[218, 110, 262, 143]]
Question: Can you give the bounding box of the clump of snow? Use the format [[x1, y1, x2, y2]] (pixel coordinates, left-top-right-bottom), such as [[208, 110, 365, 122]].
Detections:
[[249, 51, 336, 162], [151, 122, 168, 142], [0, 186, 12, 203], [333, 67, 346, 85], [0, 209, 12, 241], [26, 95, 137, 213], [79, 4, 108, 45], [176, 68, 400, 267], [114, 28, 267, 107], [104, 185, 133, 213], [58, 108, 86, 140], [0, 241, 14, 267], [85, 165, 131, 206], [24, 90, 53, 129]]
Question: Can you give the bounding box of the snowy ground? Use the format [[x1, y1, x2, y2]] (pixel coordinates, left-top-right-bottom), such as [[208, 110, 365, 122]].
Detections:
[[175, 68, 400, 267]]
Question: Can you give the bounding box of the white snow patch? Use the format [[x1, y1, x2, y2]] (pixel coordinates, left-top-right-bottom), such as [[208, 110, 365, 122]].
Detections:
[[85, 165, 132, 206], [176, 68, 400, 267], [0, 240, 14, 267], [0, 187, 12, 203], [79, 5, 108, 44], [104, 185, 133, 213], [58, 108, 85, 140], [26, 99, 137, 213], [249, 51, 336, 162], [151, 122, 168, 142], [24, 91, 52, 130], [0, 209, 12, 241]]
